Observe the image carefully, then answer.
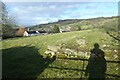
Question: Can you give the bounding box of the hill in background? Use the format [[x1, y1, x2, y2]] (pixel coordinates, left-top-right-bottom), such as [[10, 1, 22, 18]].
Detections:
[[29, 16, 118, 33]]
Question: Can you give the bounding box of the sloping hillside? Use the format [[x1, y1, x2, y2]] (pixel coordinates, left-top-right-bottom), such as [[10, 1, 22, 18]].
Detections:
[[2, 28, 120, 79], [29, 16, 118, 32]]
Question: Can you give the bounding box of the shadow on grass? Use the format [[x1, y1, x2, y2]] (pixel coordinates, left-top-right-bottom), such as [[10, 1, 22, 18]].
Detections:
[[58, 57, 120, 63], [57, 43, 119, 79], [106, 31, 120, 41], [2, 46, 56, 80], [55, 57, 120, 78]]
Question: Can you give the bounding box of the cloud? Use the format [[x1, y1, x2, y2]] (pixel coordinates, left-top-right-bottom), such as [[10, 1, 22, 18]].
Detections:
[[7, 3, 61, 25], [6, 2, 118, 26], [3, 0, 120, 2]]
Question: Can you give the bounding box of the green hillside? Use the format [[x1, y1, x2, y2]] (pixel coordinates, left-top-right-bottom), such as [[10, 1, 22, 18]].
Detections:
[[2, 28, 120, 79], [28, 16, 119, 41], [29, 16, 118, 33]]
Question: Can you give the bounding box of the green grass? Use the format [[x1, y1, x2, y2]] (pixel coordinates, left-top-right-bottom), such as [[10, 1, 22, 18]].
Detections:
[[1, 29, 120, 79]]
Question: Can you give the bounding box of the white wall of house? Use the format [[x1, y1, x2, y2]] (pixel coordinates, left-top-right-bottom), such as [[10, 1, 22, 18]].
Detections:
[[23, 31, 29, 36], [36, 31, 40, 34], [60, 29, 63, 33]]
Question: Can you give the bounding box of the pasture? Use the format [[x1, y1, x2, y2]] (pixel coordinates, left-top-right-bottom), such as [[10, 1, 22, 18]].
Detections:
[[2, 29, 120, 79]]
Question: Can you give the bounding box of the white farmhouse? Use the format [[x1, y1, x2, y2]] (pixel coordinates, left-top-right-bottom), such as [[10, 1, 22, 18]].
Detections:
[[23, 31, 29, 36]]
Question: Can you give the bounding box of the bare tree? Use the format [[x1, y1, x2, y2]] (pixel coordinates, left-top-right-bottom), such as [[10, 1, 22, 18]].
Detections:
[[0, 1, 17, 39]]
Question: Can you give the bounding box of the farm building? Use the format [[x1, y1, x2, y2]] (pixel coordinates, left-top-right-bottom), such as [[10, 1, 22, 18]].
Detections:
[[15, 27, 26, 37]]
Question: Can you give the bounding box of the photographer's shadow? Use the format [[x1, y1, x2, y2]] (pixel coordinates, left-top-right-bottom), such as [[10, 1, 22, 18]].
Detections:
[[85, 43, 107, 80]]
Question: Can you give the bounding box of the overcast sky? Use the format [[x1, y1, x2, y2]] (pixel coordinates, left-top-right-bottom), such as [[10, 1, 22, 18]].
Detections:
[[4, 2, 118, 26]]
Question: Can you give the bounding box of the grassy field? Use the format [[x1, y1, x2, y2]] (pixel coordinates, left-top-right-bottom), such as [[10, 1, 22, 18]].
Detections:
[[1, 28, 120, 79]]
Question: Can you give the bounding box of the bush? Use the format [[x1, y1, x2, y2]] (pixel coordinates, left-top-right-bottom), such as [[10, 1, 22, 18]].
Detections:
[[2, 24, 15, 39], [52, 25, 60, 33]]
